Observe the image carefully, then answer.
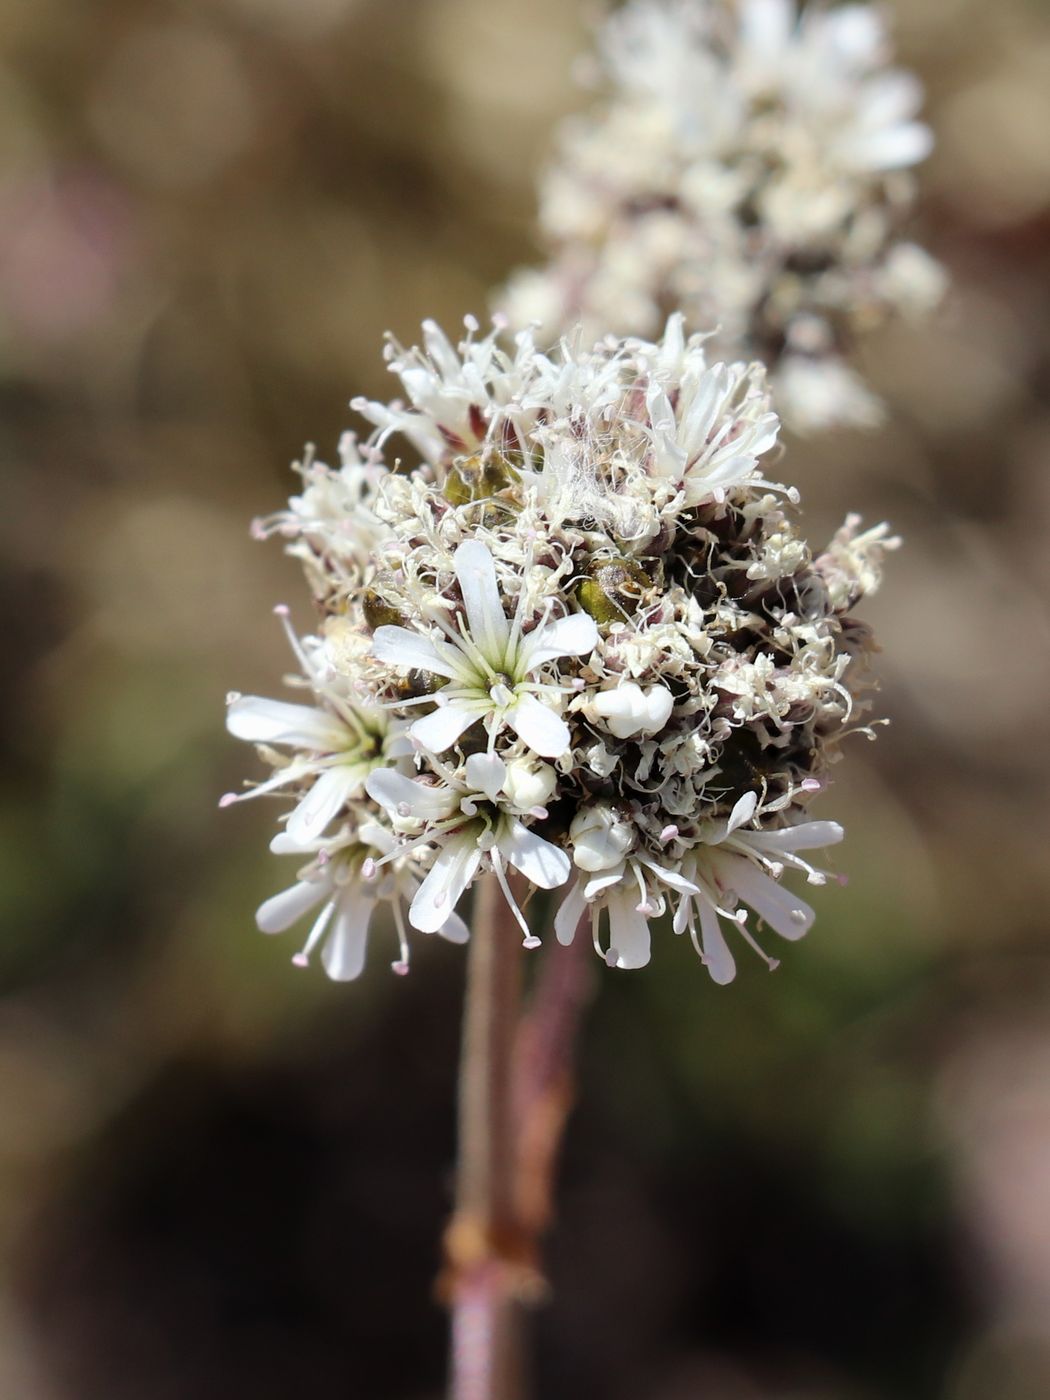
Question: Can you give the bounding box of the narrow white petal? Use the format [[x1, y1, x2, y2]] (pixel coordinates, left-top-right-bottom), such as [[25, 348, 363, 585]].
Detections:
[[270, 830, 317, 855], [464, 752, 506, 802], [256, 876, 330, 934], [637, 858, 698, 897], [410, 701, 481, 754], [554, 881, 587, 946], [438, 909, 471, 945], [672, 889, 691, 936], [454, 540, 509, 664], [740, 0, 792, 57], [227, 696, 345, 751], [410, 834, 482, 933], [703, 452, 760, 488], [224, 762, 312, 807], [678, 371, 722, 454], [519, 613, 598, 671], [821, 3, 883, 60], [357, 820, 396, 856], [365, 768, 458, 821], [726, 791, 758, 835], [748, 821, 844, 853], [286, 765, 362, 844], [501, 820, 571, 890], [584, 868, 625, 899], [850, 122, 933, 171], [698, 894, 736, 985], [322, 888, 373, 981], [372, 625, 461, 680], [607, 893, 652, 970], [862, 72, 923, 128], [720, 856, 815, 941], [505, 693, 571, 758]]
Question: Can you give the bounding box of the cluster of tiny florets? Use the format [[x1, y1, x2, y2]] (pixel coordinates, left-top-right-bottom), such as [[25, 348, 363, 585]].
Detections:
[[498, 0, 946, 433], [224, 315, 896, 981]]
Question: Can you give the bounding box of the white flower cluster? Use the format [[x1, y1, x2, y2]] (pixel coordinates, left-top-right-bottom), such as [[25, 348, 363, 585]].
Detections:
[[498, 0, 946, 433], [224, 316, 896, 980]]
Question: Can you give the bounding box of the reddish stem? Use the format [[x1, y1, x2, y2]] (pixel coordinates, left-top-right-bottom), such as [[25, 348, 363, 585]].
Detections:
[[513, 915, 595, 1247], [445, 876, 532, 1400], [444, 894, 594, 1400]]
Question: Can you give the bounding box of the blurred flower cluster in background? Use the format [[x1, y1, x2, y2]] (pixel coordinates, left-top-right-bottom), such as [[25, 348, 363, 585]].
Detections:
[[3, 0, 1050, 1396]]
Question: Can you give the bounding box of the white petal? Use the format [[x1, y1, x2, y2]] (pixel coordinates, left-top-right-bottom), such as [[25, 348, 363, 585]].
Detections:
[[862, 72, 923, 128], [454, 540, 509, 665], [409, 701, 481, 754], [227, 696, 345, 751], [384, 728, 415, 761], [698, 894, 736, 985], [505, 693, 571, 758], [286, 764, 362, 844], [438, 910, 471, 945], [740, 0, 792, 57], [519, 613, 598, 671], [321, 888, 373, 980], [372, 625, 462, 680], [721, 856, 815, 941], [637, 858, 698, 896], [821, 3, 883, 60], [748, 821, 844, 853], [672, 889, 692, 936], [410, 833, 482, 933], [554, 881, 587, 946], [365, 768, 458, 821], [501, 820, 571, 890], [850, 122, 933, 171], [270, 830, 317, 855], [607, 893, 652, 970], [256, 876, 330, 934], [726, 791, 758, 835], [584, 869, 625, 899], [464, 752, 507, 802], [357, 820, 396, 856], [223, 762, 312, 808]]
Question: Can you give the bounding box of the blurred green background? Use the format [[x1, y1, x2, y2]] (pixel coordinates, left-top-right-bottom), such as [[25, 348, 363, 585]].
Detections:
[[3, 0, 1049, 1395]]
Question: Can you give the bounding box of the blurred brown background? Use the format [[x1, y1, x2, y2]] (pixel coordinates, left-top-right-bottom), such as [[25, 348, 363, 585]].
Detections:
[[2, 0, 1049, 1396]]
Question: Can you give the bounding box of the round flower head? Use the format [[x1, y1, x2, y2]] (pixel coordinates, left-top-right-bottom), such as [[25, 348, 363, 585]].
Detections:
[[497, 0, 946, 433], [225, 314, 896, 980]]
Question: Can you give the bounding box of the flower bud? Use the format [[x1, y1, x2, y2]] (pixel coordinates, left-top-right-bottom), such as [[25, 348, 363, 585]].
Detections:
[[590, 682, 673, 739], [570, 804, 635, 871], [502, 757, 557, 812]]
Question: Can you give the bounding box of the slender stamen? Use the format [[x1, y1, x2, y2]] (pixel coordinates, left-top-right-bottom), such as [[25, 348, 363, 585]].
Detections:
[[391, 898, 411, 974], [632, 862, 651, 916], [490, 849, 537, 947], [368, 816, 465, 869], [293, 899, 335, 968]]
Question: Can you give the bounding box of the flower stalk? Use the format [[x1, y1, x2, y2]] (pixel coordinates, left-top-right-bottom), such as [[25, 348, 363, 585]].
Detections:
[[445, 875, 533, 1400], [445, 890, 596, 1400], [513, 914, 594, 1248]]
